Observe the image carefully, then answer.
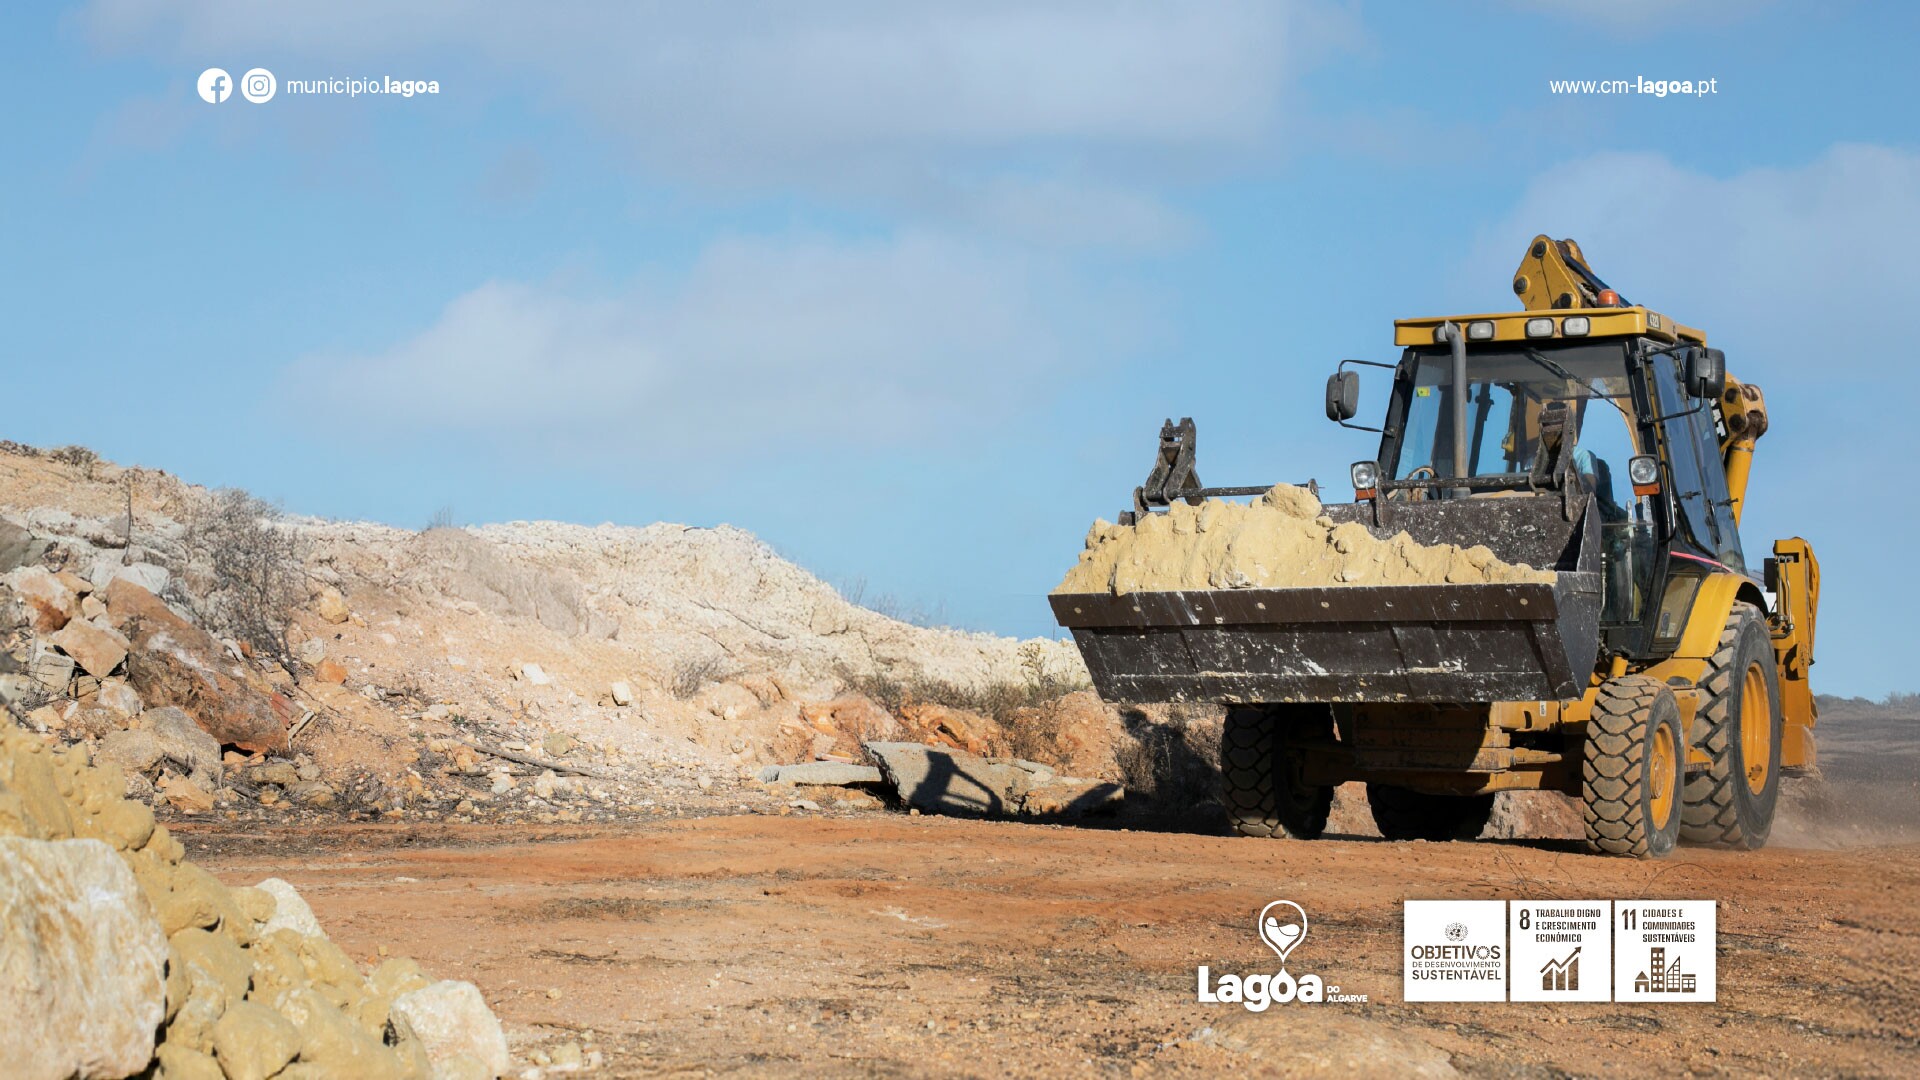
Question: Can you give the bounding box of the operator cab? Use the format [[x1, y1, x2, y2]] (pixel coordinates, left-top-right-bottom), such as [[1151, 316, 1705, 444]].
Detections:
[[1327, 307, 1742, 655]]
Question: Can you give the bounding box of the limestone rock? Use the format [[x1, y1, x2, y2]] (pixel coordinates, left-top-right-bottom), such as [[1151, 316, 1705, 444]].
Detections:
[[285, 780, 338, 808], [28, 643, 75, 691], [96, 728, 164, 779], [898, 702, 999, 755], [212, 1000, 301, 1080], [108, 562, 170, 597], [159, 775, 215, 814], [11, 565, 78, 632], [759, 762, 883, 786], [149, 706, 223, 789], [256, 877, 325, 937], [0, 836, 169, 1080], [106, 579, 289, 752], [97, 677, 144, 717], [315, 586, 351, 624], [50, 618, 130, 678], [862, 742, 1032, 817], [0, 519, 50, 573], [388, 980, 509, 1079], [609, 680, 633, 706]]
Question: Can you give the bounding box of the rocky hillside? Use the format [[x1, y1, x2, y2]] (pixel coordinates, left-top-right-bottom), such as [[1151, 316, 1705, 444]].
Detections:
[[0, 442, 1111, 825]]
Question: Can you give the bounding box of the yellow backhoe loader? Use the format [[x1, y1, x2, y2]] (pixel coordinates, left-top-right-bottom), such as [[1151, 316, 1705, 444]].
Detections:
[[1051, 236, 1820, 857]]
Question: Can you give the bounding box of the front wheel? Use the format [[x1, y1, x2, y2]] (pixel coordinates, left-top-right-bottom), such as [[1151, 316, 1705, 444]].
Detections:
[[1582, 674, 1684, 858], [1220, 705, 1333, 839]]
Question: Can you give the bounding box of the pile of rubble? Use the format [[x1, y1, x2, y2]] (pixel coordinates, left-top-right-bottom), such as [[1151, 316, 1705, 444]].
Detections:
[[0, 722, 509, 1079]]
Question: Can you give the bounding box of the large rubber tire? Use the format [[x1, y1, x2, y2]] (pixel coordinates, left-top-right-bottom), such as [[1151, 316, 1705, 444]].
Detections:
[[1680, 602, 1783, 849], [1220, 705, 1333, 839], [1365, 785, 1496, 842], [1582, 674, 1684, 858]]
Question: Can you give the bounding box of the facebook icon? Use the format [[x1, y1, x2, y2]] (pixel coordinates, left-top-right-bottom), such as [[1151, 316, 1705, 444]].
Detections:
[[197, 68, 232, 104]]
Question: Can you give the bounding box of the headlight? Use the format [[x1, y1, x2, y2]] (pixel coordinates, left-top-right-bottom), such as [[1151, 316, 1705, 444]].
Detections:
[[1350, 460, 1380, 492], [1525, 317, 1555, 338], [1467, 320, 1495, 340], [1628, 455, 1661, 495], [1562, 316, 1590, 336]]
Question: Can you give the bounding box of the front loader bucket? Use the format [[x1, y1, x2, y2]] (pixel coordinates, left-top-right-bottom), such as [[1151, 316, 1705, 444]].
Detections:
[[1050, 497, 1603, 705]]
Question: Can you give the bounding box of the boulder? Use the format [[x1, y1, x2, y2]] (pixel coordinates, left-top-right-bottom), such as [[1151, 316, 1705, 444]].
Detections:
[[66, 703, 128, 739], [518, 662, 552, 686], [0, 837, 169, 1080], [0, 519, 50, 573], [49, 619, 130, 679], [28, 645, 75, 691], [109, 563, 170, 597], [862, 741, 1032, 817], [314, 659, 348, 685], [899, 703, 1000, 755], [284, 781, 337, 808], [388, 980, 510, 1079], [95, 728, 164, 779], [97, 678, 144, 717], [255, 877, 325, 938], [609, 680, 633, 706], [315, 586, 351, 625], [9, 566, 76, 632], [149, 707, 222, 789], [211, 1000, 301, 1080], [295, 638, 327, 666], [106, 580, 288, 752], [759, 762, 884, 786], [0, 674, 37, 707], [158, 775, 215, 814]]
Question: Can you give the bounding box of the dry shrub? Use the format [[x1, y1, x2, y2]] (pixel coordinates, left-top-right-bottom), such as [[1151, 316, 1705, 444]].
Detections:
[[170, 488, 307, 670], [669, 655, 729, 699], [838, 643, 1090, 760], [1115, 704, 1223, 816]]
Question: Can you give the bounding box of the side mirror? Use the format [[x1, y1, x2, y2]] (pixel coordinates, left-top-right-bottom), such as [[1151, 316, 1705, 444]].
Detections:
[[1686, 347, 1726, 401], [1325, 370, 1359, 422]]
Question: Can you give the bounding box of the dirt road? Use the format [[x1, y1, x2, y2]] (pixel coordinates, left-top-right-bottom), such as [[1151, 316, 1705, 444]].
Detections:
[[181, 817, 1919, 1077]]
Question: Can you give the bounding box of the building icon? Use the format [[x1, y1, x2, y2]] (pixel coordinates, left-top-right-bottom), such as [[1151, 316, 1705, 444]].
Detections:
[[1540, 947, 1580, 991], [1632, 947, 1698, 994]]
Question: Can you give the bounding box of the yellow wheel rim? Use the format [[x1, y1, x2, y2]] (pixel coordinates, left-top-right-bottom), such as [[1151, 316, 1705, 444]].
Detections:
[[1649, 720, 1676, 829], [1741, 662, 1772, 795]]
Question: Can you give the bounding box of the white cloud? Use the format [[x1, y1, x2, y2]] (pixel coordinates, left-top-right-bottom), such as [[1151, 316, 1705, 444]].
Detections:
[[1467, 144, 1918, 384], [286, 231, 1147, 460], [83, 2, 1346, 173], [79, 1, 1354, 248]]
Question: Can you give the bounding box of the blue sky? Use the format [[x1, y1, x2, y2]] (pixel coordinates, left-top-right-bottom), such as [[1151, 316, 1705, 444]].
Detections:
[[4, 2, 1916, 694]]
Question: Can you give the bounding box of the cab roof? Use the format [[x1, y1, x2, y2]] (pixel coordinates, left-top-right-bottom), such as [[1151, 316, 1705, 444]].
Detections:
[[1393, 305, 1706, 348]]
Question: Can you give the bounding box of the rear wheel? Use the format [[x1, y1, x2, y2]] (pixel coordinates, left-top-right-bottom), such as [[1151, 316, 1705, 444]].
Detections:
[[1680, 602, 1782, 848], [1582, 674, 1683, 858], [1366, 785, 1496, 841], [1220, 705, 1333, 839]]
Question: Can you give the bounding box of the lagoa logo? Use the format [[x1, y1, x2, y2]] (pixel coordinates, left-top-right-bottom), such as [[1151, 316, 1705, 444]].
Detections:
[[1197, 900, 1366, 1011]]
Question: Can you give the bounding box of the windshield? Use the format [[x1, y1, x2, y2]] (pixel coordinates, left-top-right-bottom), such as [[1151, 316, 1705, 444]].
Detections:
[[1392, 342, 1641, 515]]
